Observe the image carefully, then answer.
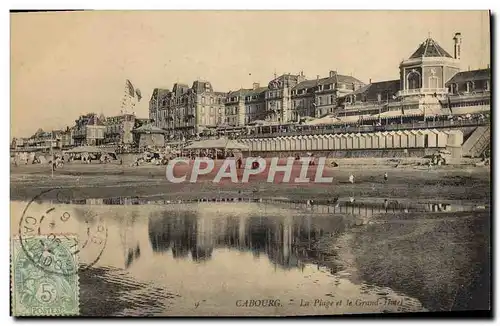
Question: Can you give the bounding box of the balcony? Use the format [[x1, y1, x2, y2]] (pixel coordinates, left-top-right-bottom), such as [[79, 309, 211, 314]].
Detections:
[[397, 88, 449, 97]]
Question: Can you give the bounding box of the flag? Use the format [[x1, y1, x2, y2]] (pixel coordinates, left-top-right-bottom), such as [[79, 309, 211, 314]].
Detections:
[[135, 88, 142, 102], [126, 79, 135, 97], [401, 105, 405, 116]]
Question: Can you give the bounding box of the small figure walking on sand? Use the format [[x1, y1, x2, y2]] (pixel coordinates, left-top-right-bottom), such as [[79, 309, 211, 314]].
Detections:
[[349, 173, 355, 184], [384, 172, 388, 182]]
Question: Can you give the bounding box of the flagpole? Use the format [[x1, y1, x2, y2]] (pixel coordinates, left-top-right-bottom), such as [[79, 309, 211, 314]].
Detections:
[[51, 132, 54, 178]]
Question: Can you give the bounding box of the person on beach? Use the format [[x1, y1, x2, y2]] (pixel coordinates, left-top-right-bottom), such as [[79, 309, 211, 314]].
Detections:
[[236, 156, 243, 169], [384, 172, 388, 182], [349, 173, 355, 184]]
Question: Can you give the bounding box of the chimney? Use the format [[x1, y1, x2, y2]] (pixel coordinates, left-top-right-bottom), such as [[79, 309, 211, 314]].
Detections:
[[369, 78, 372, 84], [252, 82, 260, 90], [453, 32, 462, 60], [329, 70, 337, 78], [487, 64, 490, 69], [316, 75, 320, 80]]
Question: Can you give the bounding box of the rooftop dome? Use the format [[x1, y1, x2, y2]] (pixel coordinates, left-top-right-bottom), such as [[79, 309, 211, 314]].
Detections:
[[409, 38, 453, 59]]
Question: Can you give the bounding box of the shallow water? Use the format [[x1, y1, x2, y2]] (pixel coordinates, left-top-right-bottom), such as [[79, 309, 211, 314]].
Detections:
[[10, 196, 489, 316]]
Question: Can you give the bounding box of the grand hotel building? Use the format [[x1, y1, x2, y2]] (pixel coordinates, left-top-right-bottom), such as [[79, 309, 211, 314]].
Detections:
[[149, 32, 490, 139]]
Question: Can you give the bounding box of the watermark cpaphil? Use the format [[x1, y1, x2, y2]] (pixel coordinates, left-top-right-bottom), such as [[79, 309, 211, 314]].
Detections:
[[18, 188, 108, 276], [165, 157, 334, 184]]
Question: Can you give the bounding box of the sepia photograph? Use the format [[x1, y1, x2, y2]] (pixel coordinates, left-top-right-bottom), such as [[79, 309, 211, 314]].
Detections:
[[9, 10, 491, 317]]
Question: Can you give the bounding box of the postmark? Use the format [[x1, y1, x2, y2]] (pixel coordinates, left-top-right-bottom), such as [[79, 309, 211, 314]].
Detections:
[[18, 188, 108, 276], [11, 235, 79, 316]]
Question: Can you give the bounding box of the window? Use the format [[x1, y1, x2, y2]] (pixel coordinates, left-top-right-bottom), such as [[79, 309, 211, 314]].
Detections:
[[318, 85, 323, 91], [407, 71, 421, 89], [202, 96, 206, 104], [317, 97, 322, 106], [466, 81, 474, 93], [485, 80, 490, 91], [377, 93, 382, 102]]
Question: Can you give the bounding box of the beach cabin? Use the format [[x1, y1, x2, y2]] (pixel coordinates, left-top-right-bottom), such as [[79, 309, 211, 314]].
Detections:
[[259, 138, 266, 151], [372, 132, 380, 148], [399, 130, 409, 148], [297, 136, 307, 151], [319, 135, 328, 151], [325, 134, 333, 150], [426, 129, 439, 148], [345, 134, 354, 150], [282, 137, 290, 151], [306, 136, 313, 151], [311, 135, 321, 150], [359, 133, 367, 149], [385, 132, 394, 148], [408, 130, 418, 148], [435, 129, 448, 148], [339, 134, 348, 150], [392, 131, 402, 148], [364, 133, 373, 149], [377, 132, 387, 149], [415, 130, 426, 148], [333, 134, 341, 150], [352, 133, 361, 149]]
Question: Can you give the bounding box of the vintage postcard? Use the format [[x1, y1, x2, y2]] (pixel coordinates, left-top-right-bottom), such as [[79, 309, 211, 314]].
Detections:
[[10, 10, 491, 317]]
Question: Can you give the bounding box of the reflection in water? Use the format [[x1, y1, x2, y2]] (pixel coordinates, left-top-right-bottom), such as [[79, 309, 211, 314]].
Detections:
[[146, 208, 344, 271], [11, 199, 487, 316], [59, 196, 487, 216]]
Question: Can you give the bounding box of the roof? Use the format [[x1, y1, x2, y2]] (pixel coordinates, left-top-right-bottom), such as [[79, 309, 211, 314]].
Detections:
[[445, 68, 491, 85], [246, 86, 268, 96], [293, 74, 364, 91], [184, 138, 249, 150], [409, 38, 453, 59], [191, 81, 213, 94], [349, 79, 401, 98], [132, 124, 167, 134], [227, 86, 268, 98], [227, 89, 248, 97]]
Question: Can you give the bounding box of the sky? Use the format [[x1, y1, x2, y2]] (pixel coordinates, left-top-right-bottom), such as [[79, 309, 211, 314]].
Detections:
[[10, 10, 490, 138]]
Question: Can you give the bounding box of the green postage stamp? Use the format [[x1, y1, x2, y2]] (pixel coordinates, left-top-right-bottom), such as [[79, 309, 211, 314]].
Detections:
[[11, 235, 80, 316]]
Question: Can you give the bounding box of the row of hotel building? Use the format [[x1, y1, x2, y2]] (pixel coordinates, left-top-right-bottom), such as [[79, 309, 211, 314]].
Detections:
[[11, 112, 152, 150], [149, 32, 490, 138]]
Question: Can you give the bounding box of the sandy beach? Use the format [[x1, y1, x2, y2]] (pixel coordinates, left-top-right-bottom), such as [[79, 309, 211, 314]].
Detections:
[[10, 158, 490, 204]]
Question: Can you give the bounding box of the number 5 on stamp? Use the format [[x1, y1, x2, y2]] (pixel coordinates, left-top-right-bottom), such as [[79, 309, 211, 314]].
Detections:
[[11, 235, 79, 316]]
